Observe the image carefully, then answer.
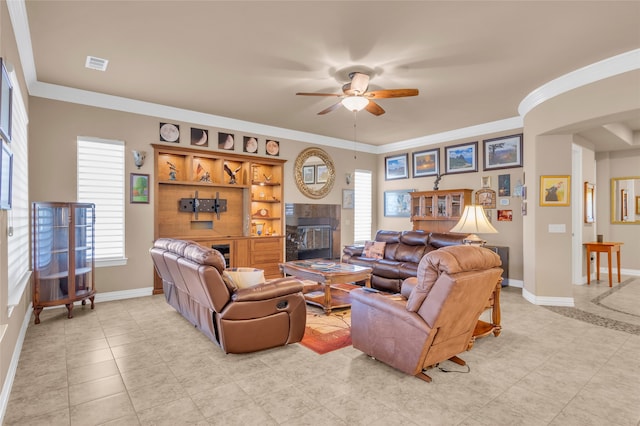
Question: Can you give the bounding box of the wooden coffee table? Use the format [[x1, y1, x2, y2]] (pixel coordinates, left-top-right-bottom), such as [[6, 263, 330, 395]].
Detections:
[[280, 260, 372, 314]]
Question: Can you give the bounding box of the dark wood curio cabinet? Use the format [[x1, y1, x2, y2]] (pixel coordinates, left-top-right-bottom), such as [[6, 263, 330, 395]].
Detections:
[[31, 202, 96, 324]]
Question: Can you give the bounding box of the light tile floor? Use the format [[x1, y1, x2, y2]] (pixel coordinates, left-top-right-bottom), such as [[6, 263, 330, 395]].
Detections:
[[4, 276, 640, 425]]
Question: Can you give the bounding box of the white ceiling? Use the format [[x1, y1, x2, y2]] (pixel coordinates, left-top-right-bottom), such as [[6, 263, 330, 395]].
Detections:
[[14, 1, 640, 151]]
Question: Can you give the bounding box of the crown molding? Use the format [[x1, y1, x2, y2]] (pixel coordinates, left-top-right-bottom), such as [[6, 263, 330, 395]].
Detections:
[[518, 49, 640, 118]]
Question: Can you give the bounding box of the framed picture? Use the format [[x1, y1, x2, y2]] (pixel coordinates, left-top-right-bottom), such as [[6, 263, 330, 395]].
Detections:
[[159, 122, 180, 143], [342, 189, 354, 209], [384, 190, 414, 217], [445, 142, 477, 174], [636, 196, 640, 216], [243, 136, 258, 153], [190, 127, 208, 147], [481, 176, 491, 188], [218, 132, 235, 150], [0, 142, 12, 209], [584, 182, 595, 223], [540, 175, 570, 206], [483, 134, 523, 170], [385, 154, 409, 180], [316, 164, 328, 183], [412, 148, 439, 178], [497, 210, 513, 221], [302, 165, 315, 184], [498, 174, 511, 196], [130, 173, 149, 204], [475, 188, 496, 209], [0, 58, 12, 143], [265, 139, 280, 156]]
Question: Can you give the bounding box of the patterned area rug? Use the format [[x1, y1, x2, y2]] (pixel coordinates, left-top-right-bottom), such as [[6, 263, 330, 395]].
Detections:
[[544, 277, 640, 335], [300, 307, 352, 354]]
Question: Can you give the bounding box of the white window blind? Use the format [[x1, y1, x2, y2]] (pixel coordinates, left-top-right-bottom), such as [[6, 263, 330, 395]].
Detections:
[[353, 169, 372, 244], [7, 69, 30, 307], [77, 138, 125, 263]]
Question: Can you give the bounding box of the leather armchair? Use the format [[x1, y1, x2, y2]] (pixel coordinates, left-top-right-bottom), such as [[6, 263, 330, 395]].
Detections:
[[150, 238, 307, 354], [350, 245, 503, 382]]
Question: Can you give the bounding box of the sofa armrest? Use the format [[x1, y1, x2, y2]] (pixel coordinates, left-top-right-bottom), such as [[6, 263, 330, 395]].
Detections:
[[401, 277, 417, 299], [232, 277, 303, 302], [343, 245, 364, 257]]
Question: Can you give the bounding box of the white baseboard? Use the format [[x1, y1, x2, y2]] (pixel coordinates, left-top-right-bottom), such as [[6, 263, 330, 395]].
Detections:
[[506, 279, 523, 288], [522, 287, 575, 307], [598, 267, 640, 277], [0, 286, 154, 423]]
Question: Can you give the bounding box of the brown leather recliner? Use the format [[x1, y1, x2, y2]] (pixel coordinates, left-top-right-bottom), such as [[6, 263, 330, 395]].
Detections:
[[350, 245, 503, 382], [150, 238, 307, 354]]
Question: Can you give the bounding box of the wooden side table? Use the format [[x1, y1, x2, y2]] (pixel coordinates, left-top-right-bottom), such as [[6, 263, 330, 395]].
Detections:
[[584, 242, 623, 287]]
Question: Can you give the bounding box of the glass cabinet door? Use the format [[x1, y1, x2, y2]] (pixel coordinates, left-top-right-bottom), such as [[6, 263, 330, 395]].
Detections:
[[74, 205, 95, 298], [450, 194, 463, 217], [436, 195, 447, 217], [33, 204, 70, 302]]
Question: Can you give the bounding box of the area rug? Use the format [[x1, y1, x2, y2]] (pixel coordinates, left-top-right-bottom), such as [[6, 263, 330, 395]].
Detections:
[[300, 306, 352, 354]]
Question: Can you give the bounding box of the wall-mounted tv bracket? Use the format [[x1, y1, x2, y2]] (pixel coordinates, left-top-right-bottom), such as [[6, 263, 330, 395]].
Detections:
[[179, 191, 227, 220]]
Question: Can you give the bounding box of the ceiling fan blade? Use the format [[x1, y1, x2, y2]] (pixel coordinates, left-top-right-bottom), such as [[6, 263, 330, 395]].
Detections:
[[366, 88, 419, 99], [296, 92, 342, 97], [318, 101, 343, 115], [365, 101, 385, 116], [350, 72, 370, 94]]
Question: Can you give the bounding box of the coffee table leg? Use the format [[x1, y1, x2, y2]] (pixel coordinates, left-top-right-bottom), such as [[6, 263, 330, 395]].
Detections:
[[323, 282, 332, 315]]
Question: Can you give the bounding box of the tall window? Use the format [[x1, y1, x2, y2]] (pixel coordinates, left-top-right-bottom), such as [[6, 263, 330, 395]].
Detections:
[[6, 69, 30, 307], [353, 169, 372, 244], [77, 137, 125, 264]]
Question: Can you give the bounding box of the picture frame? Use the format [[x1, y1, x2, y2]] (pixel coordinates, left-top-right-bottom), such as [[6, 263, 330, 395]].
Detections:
[[636, 196, 640, 216], [0, 58, 12, 143], [412, 148, 439, 178], [218, 132, 235, 150], [130, 173, 150, 204], [342, 189, 354, 209], [190, 127, 208, 147], [498, 174, 511, 196], [483, 133, 523, 170], [159, 122, 179, 143], [0, 142, 12, 209], [445, 142, 477, 174], [316, 164, 328, 183], [302, 165, 315, 184], [497, 210, 513, 221], [384, 190, 414, 217], [584, 182, 595, 223], [385, 154, 409, 180], [475, 188, 496, 209], [481, 176, 491, 188], [540, 175, 570, 206]]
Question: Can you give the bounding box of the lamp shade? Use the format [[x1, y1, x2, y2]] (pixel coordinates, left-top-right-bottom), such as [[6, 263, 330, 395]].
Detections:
[[341, 96, 369, 112], [450, 205, 498, 242]]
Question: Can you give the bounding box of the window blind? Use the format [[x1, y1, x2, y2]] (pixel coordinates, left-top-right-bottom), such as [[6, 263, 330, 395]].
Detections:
[[77, 138, 125, 262], [7, 69, 30, 306], [353, 169, 372, 244]]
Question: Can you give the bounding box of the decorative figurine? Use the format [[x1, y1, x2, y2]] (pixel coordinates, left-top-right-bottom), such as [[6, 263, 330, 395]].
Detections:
[[167, 161, 178, 180], [224, 162, 241, 184], [263, 173, 272, 183], [199, 172, 211, 183]]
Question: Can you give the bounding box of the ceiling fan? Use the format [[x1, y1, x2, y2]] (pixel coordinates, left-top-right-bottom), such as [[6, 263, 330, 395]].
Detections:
[[296, 72, 419, 116]]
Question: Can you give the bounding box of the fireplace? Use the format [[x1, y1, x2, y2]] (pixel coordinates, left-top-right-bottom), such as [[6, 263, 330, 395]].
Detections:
[[285, 203, 341, 261]]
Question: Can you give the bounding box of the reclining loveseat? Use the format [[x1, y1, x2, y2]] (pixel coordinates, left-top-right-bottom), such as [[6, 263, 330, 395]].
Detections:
[[150, 238, 307, 354]]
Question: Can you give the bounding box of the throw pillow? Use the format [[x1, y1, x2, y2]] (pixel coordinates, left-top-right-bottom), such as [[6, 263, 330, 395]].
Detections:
[[363, 241, 386, 260], [225, 268, 265, 289]]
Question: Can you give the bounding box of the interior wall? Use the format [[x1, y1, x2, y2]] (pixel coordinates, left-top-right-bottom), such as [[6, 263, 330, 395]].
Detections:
[[522, 70, 640, 301], [28, 97, 378, 294], [377, 130, 525, 283]]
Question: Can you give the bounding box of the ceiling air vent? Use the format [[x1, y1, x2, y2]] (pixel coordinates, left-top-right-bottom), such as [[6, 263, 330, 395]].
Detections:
[[85, 56, 109, 71]]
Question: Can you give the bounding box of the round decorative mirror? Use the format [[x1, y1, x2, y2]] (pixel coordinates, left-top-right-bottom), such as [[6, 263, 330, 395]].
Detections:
[[294, 147, 335, 199]]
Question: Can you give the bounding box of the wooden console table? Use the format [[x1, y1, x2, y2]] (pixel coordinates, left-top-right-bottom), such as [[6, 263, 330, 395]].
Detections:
[[469, 279, 502, 349], [584, 242, 623, 287]]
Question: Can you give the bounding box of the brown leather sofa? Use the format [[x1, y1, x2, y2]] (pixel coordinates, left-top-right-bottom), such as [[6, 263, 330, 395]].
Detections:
[[350, 245, 503, 382], [150, 238, 307, 354], [341, 230, 468, 292]]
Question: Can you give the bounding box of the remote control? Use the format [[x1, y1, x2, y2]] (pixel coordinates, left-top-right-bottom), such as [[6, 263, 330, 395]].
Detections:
[[362, 287, 380, 293]]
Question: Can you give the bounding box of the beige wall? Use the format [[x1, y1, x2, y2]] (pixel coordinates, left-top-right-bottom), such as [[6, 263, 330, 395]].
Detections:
[[522, 70, 640, 300], [29, 97, 378, 295], [377, 131, 525, 283]]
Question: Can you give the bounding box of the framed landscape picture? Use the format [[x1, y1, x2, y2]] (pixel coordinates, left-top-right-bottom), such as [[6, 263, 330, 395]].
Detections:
[[483, 134, 523, 170], [384, 190, 414, 217], [445, 142, 477, 174], [540, 175, 570, 206], [130, 173, 149, 204], [385, 154, 409, 180], [302, 165, 315, 184], [412, 148, 439, 178]]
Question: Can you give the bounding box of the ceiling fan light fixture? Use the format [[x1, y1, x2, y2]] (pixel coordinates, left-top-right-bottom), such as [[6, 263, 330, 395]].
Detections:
[[341, 96, 369, 112]]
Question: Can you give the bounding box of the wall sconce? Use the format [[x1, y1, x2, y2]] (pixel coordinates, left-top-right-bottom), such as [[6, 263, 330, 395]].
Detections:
[[345, 173, 352, 185], [132, 150, 146, 169]]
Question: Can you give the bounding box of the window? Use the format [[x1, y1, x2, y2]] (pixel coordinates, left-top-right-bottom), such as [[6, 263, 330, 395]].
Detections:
[[353, 169, 372, 244], [77, 137, 126, 265], [6, 68, 30, 309]]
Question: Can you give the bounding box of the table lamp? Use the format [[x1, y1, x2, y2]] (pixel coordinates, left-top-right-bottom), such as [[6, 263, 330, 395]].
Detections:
[[449, 205, 498, 246]]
